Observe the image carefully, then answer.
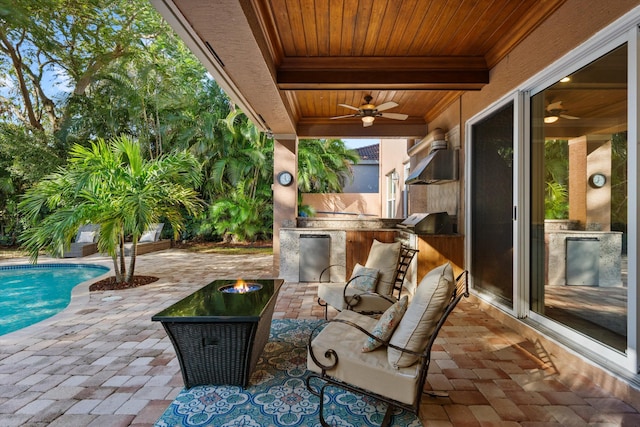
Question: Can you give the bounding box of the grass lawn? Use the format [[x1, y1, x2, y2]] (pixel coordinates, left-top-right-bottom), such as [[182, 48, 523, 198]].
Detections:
[[0, 247, 29, 260]]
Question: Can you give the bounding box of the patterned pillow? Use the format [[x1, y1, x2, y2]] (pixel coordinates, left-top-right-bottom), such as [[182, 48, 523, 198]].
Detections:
[[362, 296, 408, 352], [349, 263, 379, 292]]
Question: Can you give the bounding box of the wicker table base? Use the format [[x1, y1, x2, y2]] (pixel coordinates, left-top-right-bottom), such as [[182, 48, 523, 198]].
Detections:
[[153, 279, 283, 388]]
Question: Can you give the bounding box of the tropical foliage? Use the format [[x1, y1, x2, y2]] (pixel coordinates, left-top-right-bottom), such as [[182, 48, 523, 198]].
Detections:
[[19, 135, 203, 282], [297, 138, 359, 193], [544, 139, 569, 219], [1, 0, 357, 247], [200, 109, 274, 242]]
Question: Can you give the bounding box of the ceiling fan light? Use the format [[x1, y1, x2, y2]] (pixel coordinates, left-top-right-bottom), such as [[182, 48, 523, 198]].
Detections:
[[361, 116, 375, 124], [544, 115, 559, 124]]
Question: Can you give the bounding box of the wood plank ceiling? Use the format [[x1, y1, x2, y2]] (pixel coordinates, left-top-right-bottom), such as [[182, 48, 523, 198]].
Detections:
[[164, 0, 567, 139]]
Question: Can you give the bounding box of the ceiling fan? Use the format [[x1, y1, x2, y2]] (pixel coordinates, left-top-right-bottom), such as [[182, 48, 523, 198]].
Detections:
[[545, 101, 580, 123], [331, 95, 409, 127]]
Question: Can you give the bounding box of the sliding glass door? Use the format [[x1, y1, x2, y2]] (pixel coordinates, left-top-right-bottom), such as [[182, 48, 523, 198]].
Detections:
[[470, 102, 515, 309], [530, 44, 628, 352]]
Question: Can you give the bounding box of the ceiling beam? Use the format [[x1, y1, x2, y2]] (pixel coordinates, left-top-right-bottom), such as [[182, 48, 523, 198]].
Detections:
[[277, 56, 489, 90], [296, 118, 427, 139]]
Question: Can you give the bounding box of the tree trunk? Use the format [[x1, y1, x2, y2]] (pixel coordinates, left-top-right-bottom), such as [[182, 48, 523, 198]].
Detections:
[[119, 234, 126, 277], [0, 29, 43, 130], [111, 254, 122, 283], [125, 241, 137, 283]]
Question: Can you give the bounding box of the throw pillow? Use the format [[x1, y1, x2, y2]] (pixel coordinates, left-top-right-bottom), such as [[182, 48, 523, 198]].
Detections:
[[387, 262, 454, 368], [362, 295, 408, 352], [77, 231, 95, 243], [349, 263, 379, 292], [139, 230, 157, 243], [364, 239, 401, 296]]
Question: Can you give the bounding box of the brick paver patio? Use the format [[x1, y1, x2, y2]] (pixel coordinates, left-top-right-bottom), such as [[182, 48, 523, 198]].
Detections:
[[1, 249, 639, 426]]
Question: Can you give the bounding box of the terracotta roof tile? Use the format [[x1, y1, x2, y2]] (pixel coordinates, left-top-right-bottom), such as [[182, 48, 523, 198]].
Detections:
[[355, 144, 379, 161]]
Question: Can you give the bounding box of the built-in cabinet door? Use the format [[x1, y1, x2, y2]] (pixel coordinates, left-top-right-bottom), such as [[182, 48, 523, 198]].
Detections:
[[417, 235, 465, 279]]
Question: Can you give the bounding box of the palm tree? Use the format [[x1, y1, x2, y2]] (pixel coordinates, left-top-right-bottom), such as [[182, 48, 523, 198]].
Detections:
[[19, 134, 203, 283], [204, 109, 274, 242], [297, 138, 359, 193]]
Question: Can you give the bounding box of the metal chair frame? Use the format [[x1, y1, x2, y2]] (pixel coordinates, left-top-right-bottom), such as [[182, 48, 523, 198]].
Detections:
[[317, 245, 418, 319], [307, 271, 469, 427]]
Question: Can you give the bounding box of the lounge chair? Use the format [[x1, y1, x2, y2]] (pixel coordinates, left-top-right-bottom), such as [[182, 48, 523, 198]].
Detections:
[[62, 224, 100, 258], [317, 239, 418, 319], [307, 265, 469, 427]]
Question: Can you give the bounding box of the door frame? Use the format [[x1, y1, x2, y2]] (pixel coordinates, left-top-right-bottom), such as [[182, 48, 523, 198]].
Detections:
[[465, 92, 523, 318]]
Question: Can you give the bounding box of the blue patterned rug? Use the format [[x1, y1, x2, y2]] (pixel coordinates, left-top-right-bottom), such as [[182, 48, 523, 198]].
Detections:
[[155, 319, 422, 427]]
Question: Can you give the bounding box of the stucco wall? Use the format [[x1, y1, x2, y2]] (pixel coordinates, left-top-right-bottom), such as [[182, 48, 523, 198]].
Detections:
[[379, 138, 410, 218], [304, 139, 410, 219], [302, 193, 381, 217]]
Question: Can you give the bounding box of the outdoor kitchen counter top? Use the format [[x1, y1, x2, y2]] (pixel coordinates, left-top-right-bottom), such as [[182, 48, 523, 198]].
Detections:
[[282, 226, 463, 236], [295, 216, 402, 229], [282, 226, 401, 231]]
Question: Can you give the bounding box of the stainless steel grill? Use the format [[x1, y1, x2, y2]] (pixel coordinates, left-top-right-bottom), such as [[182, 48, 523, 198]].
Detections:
[[396, 212, 453, 234]]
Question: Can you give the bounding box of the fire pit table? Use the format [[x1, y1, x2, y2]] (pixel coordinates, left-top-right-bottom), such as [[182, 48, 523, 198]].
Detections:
[[152, 278, 283, 388]]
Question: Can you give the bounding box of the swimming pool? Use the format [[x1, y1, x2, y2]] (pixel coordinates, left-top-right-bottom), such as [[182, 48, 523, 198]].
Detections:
[[0, 264, 109, 336]]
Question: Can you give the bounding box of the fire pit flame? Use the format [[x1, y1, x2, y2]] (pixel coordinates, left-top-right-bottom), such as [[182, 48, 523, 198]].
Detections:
[[219, 279, 263, 294]]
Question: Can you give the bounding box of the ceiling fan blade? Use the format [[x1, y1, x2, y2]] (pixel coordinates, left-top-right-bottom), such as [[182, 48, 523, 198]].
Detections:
[[330, 114, 357, 120], [375, 101, 399, 112], [380, 112, 409, 120], [363, 119, 374, 127], [546, 101, 564, 111], [337, 103, 361, 112], [560, 114, 580, 120]]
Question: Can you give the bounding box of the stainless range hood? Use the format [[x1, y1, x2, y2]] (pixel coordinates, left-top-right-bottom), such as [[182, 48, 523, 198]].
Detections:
[[405, 141, 459, 185]]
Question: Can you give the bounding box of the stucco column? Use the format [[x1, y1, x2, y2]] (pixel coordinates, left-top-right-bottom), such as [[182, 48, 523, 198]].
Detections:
[[568, 136, 588, 226], [568, 135, 612, 230], [586, 140, 612, 231], [273, 136, 298, 273]]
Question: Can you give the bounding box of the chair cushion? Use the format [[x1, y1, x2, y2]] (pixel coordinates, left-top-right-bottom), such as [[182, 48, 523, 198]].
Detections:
[[364, 240, 401, 295], [362, 296, 408, 352], [77, 231, 96, 243], [388, 262, 454, 368], [308, 310, 422, 405], [150, 223, 165, 240], [349, 263, 379, 292]]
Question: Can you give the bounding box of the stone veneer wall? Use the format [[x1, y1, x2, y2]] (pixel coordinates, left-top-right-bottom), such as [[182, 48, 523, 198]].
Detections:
[[279, 229, 346, 283], [280, 218, 405, 283], [546, 230, 623, 287]]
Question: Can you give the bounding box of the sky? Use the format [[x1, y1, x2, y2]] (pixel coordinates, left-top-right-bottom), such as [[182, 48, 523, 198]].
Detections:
[[342, 138, 380, 149]]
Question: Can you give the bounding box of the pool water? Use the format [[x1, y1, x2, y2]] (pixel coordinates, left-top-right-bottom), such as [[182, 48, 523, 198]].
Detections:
[[0, 264, 109, 336]]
